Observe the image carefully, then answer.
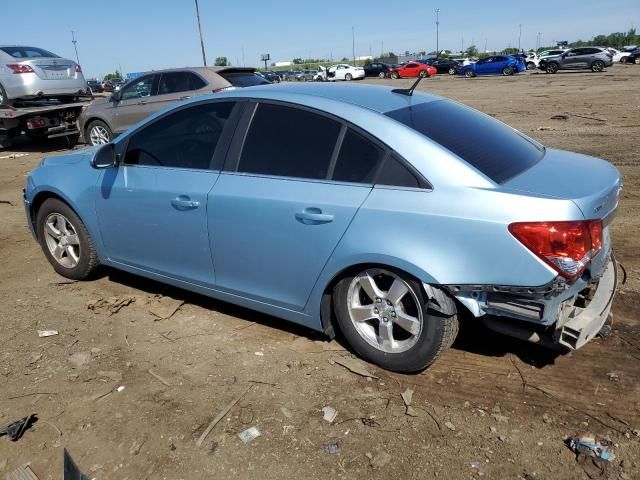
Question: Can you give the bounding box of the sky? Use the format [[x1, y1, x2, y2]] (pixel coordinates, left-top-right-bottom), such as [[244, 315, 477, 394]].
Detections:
[[3, 0, 639, 78]]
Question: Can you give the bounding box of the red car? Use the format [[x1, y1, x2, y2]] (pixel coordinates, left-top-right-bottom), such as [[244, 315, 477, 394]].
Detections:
[[390, 62, 437, 79]]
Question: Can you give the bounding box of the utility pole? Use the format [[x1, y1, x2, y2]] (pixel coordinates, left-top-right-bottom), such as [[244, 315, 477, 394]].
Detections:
[[352, 26, 355, 65], [71, 30, 80, 66], [435, 9, 440, 57], [242, 46, 245, 67], [518, 24, 522, 52], [194, 0, 207, 66], [484, 38, 487, 53]]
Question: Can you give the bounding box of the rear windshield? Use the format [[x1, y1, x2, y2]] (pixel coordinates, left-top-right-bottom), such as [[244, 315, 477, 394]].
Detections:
[[219, 72, 271, 87], [385, 100, 544, 183], [0, 46, 60, 59]]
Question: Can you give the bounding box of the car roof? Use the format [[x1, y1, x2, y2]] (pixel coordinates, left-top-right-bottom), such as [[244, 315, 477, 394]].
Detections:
[[220, 83, 441, 114]]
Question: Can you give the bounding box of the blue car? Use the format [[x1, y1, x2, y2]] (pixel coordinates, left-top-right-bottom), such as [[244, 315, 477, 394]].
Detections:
[[24, 83, 620, 372], [459, 55, 526, 77]]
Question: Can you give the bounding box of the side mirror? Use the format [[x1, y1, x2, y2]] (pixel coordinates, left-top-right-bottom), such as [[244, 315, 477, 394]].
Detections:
[[91, 143, 118, 169]]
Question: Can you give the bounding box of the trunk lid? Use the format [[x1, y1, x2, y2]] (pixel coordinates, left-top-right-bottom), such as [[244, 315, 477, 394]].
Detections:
[[502, 148, 621, 224], [27, 58, 76, 80]]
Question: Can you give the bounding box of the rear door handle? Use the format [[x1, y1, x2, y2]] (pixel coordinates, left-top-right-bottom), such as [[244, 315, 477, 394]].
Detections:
[[180, 95, 191, 100], [295, 207, 334, 224], [138, 100, 147, 105], [171, 196, 199, 210]]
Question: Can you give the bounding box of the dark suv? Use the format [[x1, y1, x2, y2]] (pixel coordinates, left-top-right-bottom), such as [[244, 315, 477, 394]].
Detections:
[[539, 47, 613, 73]]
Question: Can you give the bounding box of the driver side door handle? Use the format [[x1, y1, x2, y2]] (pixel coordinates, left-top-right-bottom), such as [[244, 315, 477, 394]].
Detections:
[[171, 196, 199, 210]]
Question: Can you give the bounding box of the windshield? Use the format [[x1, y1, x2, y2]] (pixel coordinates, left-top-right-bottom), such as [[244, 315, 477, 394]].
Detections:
[[385, 100, 545, 183], [0, 46, 60, 59]]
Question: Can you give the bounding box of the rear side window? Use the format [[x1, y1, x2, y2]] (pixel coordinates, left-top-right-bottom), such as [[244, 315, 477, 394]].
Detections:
[[332, 129, 384, 184], [0, 46, 59, 58], [219, 71, 271, 87], [386, 100, 544, 183], [239, 104, 341, 179], [158, 72, 192, 95], [377, 155, 422, 188]]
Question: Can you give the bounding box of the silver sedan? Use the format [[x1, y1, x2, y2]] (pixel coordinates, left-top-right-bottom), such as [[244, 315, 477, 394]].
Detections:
[[0, 46, 86, 106]]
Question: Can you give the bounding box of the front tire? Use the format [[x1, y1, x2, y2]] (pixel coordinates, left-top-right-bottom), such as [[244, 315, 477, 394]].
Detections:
[[390, 71, 399, 79], [526, 62, 535, 70], [448, 67, 456, 75], [545, 62, 559, 74], [620, 57, 628, 64], [464, 69, 475, 78], [635, 57, 640, 65], [378, 71, 385, 79], [86, 120, 112, 146], [419, 70, 427, 78], [332, 268, 458, 372], [36, 198, 99, 280], [345, 73, 353, 81], [502, 66, 513, 76], [591, 60, 605, 72]]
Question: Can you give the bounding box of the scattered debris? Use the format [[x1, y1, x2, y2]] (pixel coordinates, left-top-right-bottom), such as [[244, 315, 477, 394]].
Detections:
[[146, 295, 184, 320], [492, 413, 509, 424], [401, 386, 418, 416], [542, 413, 552, 424], [606, 372, 620, 382], [568, 433, 615, 462], [68, 351, 91, 368], [0, 199, 17, 206], [196, 385, 252, 447], [238, 426, 261, 444], [0, 415, 37, 442], [87, 295, 136, 315], [254, 351, 264, 356], [444, 421, 456, 431], [280, 407, 293, 419], [537, 126, 557, 131], [26, 352, 43, 366], [37, 329, 58, 337], [0, 152, 29, 160], [116, 385, 125, 393], [129, 438, 146, 456], [289, 337, 346, 353], [148, 369, 171, 387], [470, 461, 481, 470], [369, 451, 392, 469], [329, 356, 378, 379], [550, 114, 569, 120], [322, 406, 338, 423], [567, 112, 607, 122], [323, 442, 341, 454], [97, 370, 122, 382], [5, 464, 39, 480]]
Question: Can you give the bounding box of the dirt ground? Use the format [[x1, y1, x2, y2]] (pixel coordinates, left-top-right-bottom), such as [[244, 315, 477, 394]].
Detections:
[[1, 65, 639, 480]]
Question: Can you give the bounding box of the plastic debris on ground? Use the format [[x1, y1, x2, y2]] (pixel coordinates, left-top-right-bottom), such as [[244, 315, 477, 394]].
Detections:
[[321, 406, 337, 423], [0, 415, 37, 442], [5, 464, 39, 480], [37, 329, 58, 337], [329, 356, 378, 379], [322, 442, 341, 454], [567, 433, 615, 480], [238, 426, 261, 444]]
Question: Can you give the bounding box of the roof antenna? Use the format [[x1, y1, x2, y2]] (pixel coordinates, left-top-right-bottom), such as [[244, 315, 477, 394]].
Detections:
[[391, 75, 424, 96]]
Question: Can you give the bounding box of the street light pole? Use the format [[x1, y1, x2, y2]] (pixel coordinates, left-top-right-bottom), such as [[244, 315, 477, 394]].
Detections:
[[352, 26, 355, 65], [518, 24, 522, 52], [435, 9, 440, 57], [71, 30, 80, 66], [194, 0, 207, 66]]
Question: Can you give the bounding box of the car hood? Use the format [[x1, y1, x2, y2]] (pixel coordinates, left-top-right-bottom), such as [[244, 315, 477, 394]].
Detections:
[[41, 146, 100, 167], [501, 148, 621, 222]]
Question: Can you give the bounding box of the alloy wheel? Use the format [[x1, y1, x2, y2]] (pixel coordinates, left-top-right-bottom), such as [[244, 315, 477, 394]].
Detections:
[[89, 125, 110, 145], [346, 269, 423, 354], [44, 213, 81, 268]]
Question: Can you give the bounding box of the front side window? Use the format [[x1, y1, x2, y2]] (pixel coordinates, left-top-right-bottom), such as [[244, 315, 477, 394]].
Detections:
[[121, 75, 156, 100], [238, 103, 341, 180], [124, 102, 235, 170], [332, 129, 384, 184], [386, 100, 544, 183]]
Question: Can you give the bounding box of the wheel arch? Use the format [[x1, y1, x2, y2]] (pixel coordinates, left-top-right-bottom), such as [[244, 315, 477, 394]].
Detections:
[[30, 189, 78, 239], [315, 258, 440, 336]]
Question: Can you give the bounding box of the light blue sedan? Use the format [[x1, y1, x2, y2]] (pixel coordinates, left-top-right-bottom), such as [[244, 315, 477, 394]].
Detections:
[[24, 83, 621, 372]]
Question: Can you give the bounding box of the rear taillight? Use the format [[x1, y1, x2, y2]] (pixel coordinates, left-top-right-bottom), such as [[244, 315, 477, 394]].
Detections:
[[508, 220, 603, 279], [75, 64, 82, 73], [7, 64, 35, 74]]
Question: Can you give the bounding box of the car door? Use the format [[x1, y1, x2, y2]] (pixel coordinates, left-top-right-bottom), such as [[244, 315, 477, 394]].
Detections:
[[403, 62, 419, 77], [208, 102, 374, 310], [474, 57, 490, 75], [96, 101, 240, 287], [561, 49, 583, 69], [112, 74, 160, 133]]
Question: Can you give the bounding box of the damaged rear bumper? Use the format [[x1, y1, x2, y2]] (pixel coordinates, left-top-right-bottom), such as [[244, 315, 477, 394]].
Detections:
[[447, 252, 617, 350]]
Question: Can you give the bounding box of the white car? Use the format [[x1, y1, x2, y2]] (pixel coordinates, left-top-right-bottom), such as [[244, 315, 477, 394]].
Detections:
[[327, 64, 365, 81], [608, 48, 631, 63], [525, 52, 540, 70]]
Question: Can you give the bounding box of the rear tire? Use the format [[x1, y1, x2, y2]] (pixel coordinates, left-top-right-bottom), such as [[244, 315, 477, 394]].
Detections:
[[390, 71, 399, 79], [448, 67, 456, 75], [345, 73, 353, 81], [86, 120, 112, 146], [36, 198, 99, 280], [620, 57, 628, 64], [464, 69, 475, 78], [635, 57, 640, 65], [526, 62, 535, 70], [591, 60, 605, 72], [419, 70, 427, 78], [0, 82, 13, 107], [502, 66, 513, 76], [378, 71, 385, 79], [332, 267, 459, 372]]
